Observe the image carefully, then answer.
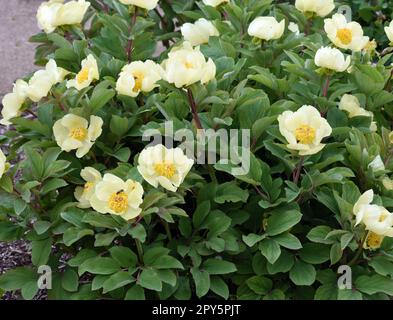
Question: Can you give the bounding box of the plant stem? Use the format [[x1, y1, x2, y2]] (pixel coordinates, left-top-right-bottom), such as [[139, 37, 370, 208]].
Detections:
[[206, 164, 217, 183], [126, 7, 138, 62], [186, 87, 203, 130], [25, 109, 37, 118], [322, 76, 330, 97], [348, 233, 368, 266], [135, 239, 144, 264], [293, 156, 305, 185], [162, 220, 172, 241]]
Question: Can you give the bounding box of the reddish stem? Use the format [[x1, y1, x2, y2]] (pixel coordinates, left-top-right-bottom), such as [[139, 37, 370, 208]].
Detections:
[[187, 87, 203, 130]]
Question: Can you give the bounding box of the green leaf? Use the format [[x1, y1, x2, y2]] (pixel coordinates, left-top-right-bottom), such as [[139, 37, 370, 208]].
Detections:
[[63, 227, 94, 246], [355, 275, 393, 295], [62, 269, 79, 292], [191, 268, 210, 298], [246, 276, 273, 295], [273, 233, 302, 250], [150, 256, 184, 270], [299, 243, 330, 264], [192, 201, 211, 228], [210, 276, 229, 300], [128, 224, 147, 243], [33, 221, 51, 235], [307, 226, 334, 244], [337, 289, 363, 300], [259, 238, 281, 264], [138, 269, 162, 291], [41, 178, 68, 195], [109, 246, 138, 268], [242, 233, 265, 247], [265, 207, 302, 236], [314, 284, 338, 300], [289, 260, 316, 286], [214, 182, 249, 204], [103, 271, 133, 294], [125, 285, 145, 300], [202, 259, 237, 275], [31, 237, 52, 266], [79, 257, 121, 275], [0, 267, 37, 290], [21, 281, 39, 300], [369, 256, 393, 277]]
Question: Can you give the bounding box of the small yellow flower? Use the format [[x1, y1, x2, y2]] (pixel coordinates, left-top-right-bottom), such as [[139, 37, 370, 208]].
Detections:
[[315, 47, 351, 73], [74, 167, 102, 208], [353, 190, 393, 249], [137, 144, 194, 192], [53, 114, 103, 158], [90, 173, 144, 221], [161, 42, 216, 88], [0, 149, 6, 179], [1, 80, 29, 126], [295, 0, 335, 17], [248, 17, 285, 41], [278, 105, 332, 156], [324, 14, 369, 52], [116, 60, 163, 98], [180, 18, 219, 46], [67, 55, 99, 90]]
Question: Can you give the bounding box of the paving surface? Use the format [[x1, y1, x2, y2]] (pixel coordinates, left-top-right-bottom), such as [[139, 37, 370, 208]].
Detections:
[[0, 0, 41, 99]]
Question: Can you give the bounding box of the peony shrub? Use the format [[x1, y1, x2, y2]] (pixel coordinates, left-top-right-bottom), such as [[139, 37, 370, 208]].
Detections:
[[1, 0, 393, 300]]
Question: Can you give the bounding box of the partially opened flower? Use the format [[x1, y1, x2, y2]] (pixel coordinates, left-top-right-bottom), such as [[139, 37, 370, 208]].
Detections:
[[288, 22, 300, 35], [339, 94, 372, 118], [248, 17, 285, 41], [90, 173, 144, 221], [324, 14, 369, 52], [161, 42, 216, 88], [278, 105, 332, 156], [67, 54, 99, 90], [0, 150, 7, 179], [180, 18, 219, 46], [119, 0, 159, 10], [353, 190, 393, 250], [116, 60, 163, 98], [1, 80, 29, 126], [202, 0, 229, 7], [385, 21, 393, 44], [27, 59, 69, 102], [74, 167, 102, 208], [315, 47, 351, 73], [37, 0, 90, 34], [368, 155, 385, 173], [137, 144, 194, 192], [53, 114, 103, 158], [295, 0, 335, 18]]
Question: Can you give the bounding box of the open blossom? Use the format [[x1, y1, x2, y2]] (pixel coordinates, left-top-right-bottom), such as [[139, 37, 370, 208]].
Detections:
[[27, 59, 69, 102], [137, 144, 194, 192], [384, 21, 393, 44], [0, 150, 6, 179], [53, 114, 103, 158], [161, 42, 216, 88], [353, 190, 393, 249], [202, 0, 229, 7], [324, 14, 369, 52], [74, 167, 102, 208], [315, 47, 351, 73], [67, 55, 99, 90], [90, 174, 144, 221], [180, 18, 219, 46], [116, 60, 163, 97], [248, 17, 285, 41], [119, 0, 159, 10], [295, 0, 335, 17], [278, 105, 332, 156], [1, 80, 29, 126], [37, 0, 90, 34]]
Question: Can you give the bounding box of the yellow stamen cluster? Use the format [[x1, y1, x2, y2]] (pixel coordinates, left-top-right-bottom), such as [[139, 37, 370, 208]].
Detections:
[[77, 67, 89, 84], [337, 28, 353, 45], [295, 125, 316, 144], [365, 232, 384, 249], [84, 182, 94, 193], [69, 127, 87, 141], [108, 191, 128, 214], [154, 163, 176, 179], [133, 71, 144, 92]]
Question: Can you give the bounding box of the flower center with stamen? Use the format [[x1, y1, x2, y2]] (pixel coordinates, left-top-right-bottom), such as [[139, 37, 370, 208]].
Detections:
[[84, 182, 94, 193], [108, 191, 128, 214], [69, 127, 87, 141], [154, 163, 176, 179], [185, 61, 194, 69], [77, 67, 89, 84], [365, 232, 384, 249], [133, 71, 144, 92], [337, 28, 353, 45], [295, 125, 316, 144]]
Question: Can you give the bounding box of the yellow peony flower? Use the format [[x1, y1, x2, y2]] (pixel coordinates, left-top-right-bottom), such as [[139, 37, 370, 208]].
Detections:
[[353, 190, 393, 250], [314, 47, 351, 73], [53, 114, 103, 158], [248, 17, 285, 41], [37, 0, 90, 34], [161, 42, 216, 88], [137, 144, 194, 192], [339, 94, 372, 118], [116, 60, 163, 98], [384, 21, 393, 44], [0, 149, 6, 179], [202, 0, 229, 7], [295, 0, 335, 18], [119, 0, 159, 10], [324, 14, 369, 52], [90, 173, 144, 221], [1, 80, 29, 126], [180, 18, 219, 46], [278, 105, 332, 156], [67, 54, 99, 90], [74, 167, 102, 208], [27, 59, 69, 102]]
